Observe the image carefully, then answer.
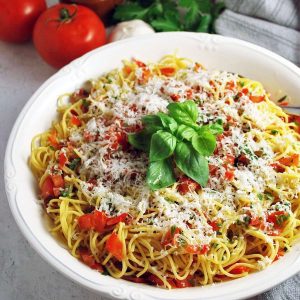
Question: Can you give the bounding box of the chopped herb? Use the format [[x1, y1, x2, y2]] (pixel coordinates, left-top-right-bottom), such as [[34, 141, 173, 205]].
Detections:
[[276, 214, 289, 226], [68, 158, 81, 170], [271, 130, 279, 135], [82, 99, 90, 109], [277, 95, 287, 103], [216, 231, 222, 235], [243, 215, 251, 225], [61, 186, 71, 197], [170, 225, 177, 236], [264, 192, 274, 202], [49, 146, 56, 151], [257, 193, 263, 201]]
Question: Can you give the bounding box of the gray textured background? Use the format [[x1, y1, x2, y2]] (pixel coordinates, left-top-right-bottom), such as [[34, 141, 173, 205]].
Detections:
[[0, 1, 299, 299]]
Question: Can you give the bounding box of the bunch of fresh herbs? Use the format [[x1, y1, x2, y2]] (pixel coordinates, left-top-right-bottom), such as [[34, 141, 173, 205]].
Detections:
[[128, 100, 223, 190], [114, 0, 225, 33]]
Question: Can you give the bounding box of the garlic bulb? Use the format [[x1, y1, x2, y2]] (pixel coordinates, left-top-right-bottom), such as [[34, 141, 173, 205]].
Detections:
[[109, 20, 155, 42]]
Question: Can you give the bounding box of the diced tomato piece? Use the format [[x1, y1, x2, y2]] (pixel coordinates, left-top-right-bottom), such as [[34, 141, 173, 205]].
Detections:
[[134, 59, 146, 67], [93, 211, 107, 233], [226, 81, 235, 90], [267, 211, 289, 228], [148, 274, 164, 286], [236, 154, 250, 166], [111, 132, 129, 151], [186, 89, 193, 99], [123, 276, 147, 283], [274, 249, 285, 261], [78, 210, 107, 232], [279, 101, 289, 106], [224, 155, 235, 165], [83, 131, 96, 142], [270, 162, 285, 173], [71, 115, 81, 126], [177, 176, 201, 195], [48, 130, 59, 148], [288, 113, 300, 133], [160, 67, 175, 76], [41, 176, 54, 199], [106, 213, 128, 226], [241, 88, 249, 95], [229, 266, 250, 274], [58, 152, 68, 169], [208, 220, 220, 231], [162, 227, 181, 247], [123, 65, 132, 75], [185, 244, 209, 255], [170, 94, 180, 102], [209, 164, 218, 176], [250, 216, 261, 227], [147, 275, 177, 288], [278, 154, 299, 167], [51, 174, 64, 188], [139, 68, 151, 84], [53, 187, 61, 197], [249, 95, 265, 103], [174, 278, 192, 288], [106, 232, 124, 261], [78, 214, 94, 230], [79, 249, 103, 272], [225, 169, 235, 181]]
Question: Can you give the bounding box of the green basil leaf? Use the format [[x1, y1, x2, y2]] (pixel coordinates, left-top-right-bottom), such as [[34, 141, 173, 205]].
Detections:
[[167, 100, 198, 126], [149, 130, 176, 162], [128, 130, 151, 152], [142, 115, 163, 132], [176, 124, 197, 141], [191, 131, 216, 156], [157, 112, 178, 133], [174, 141, 209, 187], [209, 119, 224, 135], [147, 158, 176, 190]]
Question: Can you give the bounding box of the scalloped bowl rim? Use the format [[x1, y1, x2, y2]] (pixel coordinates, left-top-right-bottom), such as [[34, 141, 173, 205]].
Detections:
[[4, 32, 300, 300]]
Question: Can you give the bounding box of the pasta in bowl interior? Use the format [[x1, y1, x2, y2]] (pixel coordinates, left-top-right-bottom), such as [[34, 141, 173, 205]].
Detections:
[[30, 55, 300, 289]]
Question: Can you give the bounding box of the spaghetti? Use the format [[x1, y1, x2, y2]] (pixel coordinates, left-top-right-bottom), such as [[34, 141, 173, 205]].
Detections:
[[30, 55, 300, 289]]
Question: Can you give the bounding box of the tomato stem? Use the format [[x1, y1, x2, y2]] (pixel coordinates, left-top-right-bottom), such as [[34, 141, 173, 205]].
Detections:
[[59, 5, 77, 22]]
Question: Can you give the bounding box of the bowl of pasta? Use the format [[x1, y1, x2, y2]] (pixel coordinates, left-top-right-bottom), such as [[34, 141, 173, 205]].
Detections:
[[4, 32, 300, 300]]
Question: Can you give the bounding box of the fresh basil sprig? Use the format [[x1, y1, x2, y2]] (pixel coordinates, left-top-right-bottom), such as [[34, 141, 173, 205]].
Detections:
[[128, 101, 223, 190]]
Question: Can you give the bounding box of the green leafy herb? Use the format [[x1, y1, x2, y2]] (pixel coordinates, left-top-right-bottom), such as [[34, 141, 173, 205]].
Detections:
[[129, 100, 222, 190], [191, 131, 216, 156], [176, 124, 197, 141], [243, 215, 251, 225], [257, 193, 263, 201], [113, 0, 225, 33], [271, 129, 279, 135], [68, 158, 81, 170], [128, 129, 152, 152], [277, 95, 287, 103], [157, 112, 178, 133], [146, 158, 176, 190], [264, 192, 275, 202], [174, 141, 209, 187], [167, 100, 198, 126], [170, 225, 177, 236], [149, 130, 176, 162], [276, 214, 289, 226]]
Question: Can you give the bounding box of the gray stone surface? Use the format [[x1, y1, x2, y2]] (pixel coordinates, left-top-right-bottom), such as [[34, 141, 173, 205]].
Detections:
[[0, 1, 299, 299]]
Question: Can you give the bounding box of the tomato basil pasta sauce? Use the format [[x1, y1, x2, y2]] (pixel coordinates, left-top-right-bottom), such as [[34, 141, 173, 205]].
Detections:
[[30, 55, 300, 289]]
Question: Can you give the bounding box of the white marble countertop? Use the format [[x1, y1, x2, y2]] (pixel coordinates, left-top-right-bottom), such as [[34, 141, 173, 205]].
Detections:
[[0, 1, 299, 299]]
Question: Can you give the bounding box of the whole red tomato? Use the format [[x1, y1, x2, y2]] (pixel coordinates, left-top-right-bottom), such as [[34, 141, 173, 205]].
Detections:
[[33, 4, 106, 69], [0, 0, 47, 43]]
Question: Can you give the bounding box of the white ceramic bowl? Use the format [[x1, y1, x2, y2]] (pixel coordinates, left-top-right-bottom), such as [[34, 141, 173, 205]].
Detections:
[[4, 32, 300, 300]]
